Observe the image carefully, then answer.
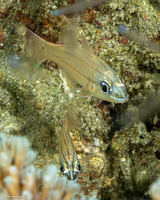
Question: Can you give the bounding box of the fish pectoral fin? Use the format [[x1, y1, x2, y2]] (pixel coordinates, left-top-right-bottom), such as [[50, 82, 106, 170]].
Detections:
[[77, 88, 93, 97], [81, 32, 94, 56]]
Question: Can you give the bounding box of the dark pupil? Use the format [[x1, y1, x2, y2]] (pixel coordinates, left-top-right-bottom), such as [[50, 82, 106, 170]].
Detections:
[[102, 84, 107, 92], [78, 163, 81, 170], [101, 81, 110, 93], [60, 165, 64, 173]]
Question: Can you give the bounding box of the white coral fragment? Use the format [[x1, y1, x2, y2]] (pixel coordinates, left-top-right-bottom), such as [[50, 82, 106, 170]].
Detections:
[[150, 177, 160, 200], [0, 133, 81, 200]]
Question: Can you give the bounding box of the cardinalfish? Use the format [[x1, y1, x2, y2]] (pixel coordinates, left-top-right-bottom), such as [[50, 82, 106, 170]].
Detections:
[[59, 111, 81, 180], [24, 25, 127, 103]]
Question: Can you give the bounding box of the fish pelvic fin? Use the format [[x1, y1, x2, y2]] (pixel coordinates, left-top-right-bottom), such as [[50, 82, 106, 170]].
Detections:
[[23, 26, 48, 65], [77, 88, 93, 97], [60, 69, 78, 88]]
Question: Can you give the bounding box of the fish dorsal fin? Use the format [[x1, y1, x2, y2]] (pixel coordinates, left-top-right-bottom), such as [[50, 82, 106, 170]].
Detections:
[[81, 32, 94, 56], [61, 25, 79, 47]]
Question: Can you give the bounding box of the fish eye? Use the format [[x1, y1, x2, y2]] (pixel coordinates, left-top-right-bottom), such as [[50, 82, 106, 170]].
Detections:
[[77, 163, 81, 171], [73, 172, 79, 180], [100, 81, 110, 94], [60, 165, 64, 173]]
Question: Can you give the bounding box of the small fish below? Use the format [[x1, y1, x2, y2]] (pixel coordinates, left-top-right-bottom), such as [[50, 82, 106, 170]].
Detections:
[[23, 25, 127, 103], [59, 111, 81, 181]]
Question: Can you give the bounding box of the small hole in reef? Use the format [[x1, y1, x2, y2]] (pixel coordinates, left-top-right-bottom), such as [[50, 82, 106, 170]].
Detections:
[[139, 134, 144, 139], [155, 150, 160, 160]]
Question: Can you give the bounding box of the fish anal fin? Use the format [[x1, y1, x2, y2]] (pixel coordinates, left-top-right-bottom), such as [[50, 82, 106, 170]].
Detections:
[[81, 32, 94, 56]]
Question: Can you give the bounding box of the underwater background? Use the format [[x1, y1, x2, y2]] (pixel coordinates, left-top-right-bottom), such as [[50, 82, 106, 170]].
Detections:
[[0, 0, 160, 199]]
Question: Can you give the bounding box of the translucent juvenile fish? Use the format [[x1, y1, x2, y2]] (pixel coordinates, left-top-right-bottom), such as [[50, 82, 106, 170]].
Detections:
[[24, 26, 127, 103], [59, 111, 81, 180], [118, 24, 160, 53], [52, 0, 109, 16]]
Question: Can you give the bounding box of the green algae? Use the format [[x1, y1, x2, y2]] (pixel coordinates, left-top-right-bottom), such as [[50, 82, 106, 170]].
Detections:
[[0, 0, 160, 199]]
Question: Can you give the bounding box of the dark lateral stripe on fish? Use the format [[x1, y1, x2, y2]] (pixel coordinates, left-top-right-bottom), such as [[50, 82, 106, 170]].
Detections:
[[63, 127, 71, 158], [59, 136, 67, 162]]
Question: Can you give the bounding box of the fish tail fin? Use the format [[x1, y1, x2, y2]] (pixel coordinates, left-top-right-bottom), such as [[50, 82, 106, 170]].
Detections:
[[23, 27, 48, 65], [64, 106, 81, 132]]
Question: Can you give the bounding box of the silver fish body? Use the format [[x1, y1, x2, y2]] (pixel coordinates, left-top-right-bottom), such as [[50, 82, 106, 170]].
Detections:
[[24, 26, 127, 103], [59, 113, 81, 180]]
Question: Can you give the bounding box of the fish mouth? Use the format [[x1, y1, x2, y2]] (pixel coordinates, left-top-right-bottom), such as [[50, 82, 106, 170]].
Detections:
[[110, 84, 128, 103], [111, 94, 128, 103]]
